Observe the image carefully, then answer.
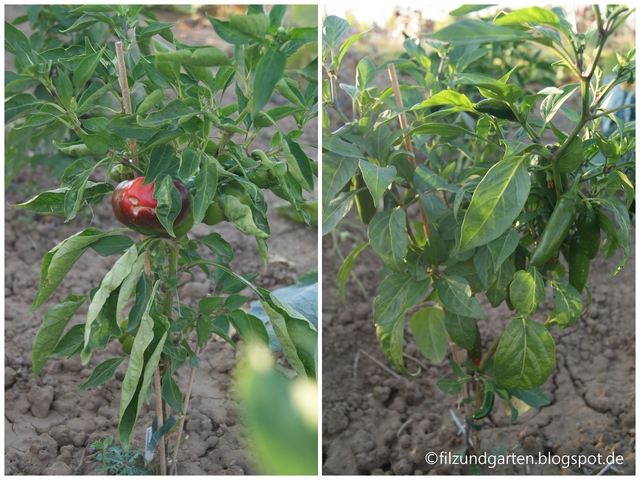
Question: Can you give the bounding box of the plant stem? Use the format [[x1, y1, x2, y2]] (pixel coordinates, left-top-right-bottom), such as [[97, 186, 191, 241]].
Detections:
[[168, 345, 201, 476], [478, 336, 501, 373]]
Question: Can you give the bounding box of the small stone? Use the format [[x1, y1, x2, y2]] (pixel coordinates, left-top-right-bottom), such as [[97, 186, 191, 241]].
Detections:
[[28, 385, 55, 418]]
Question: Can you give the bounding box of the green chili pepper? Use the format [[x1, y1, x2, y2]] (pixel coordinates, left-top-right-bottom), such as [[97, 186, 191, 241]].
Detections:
[[473, 388, 495, 420], [354, 171, 376, 224], [475, 99, 517, 121], [530, 194, 576, 267], [568, 233, 590, 293], [576, 206, 600, 260]]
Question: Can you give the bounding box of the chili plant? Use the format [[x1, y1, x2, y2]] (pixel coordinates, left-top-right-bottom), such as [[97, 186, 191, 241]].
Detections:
[[7, 4, 318, 475], [322, 5, 634, 450]]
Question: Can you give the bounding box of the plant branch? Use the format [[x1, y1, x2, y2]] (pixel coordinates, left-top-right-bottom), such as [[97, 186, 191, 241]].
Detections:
[[169, 345, 201, 475], [153, 368, 167, 475], [478, 336, 501, 373]]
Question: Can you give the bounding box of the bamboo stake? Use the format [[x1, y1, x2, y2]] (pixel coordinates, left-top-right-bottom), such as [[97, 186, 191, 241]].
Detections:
[[387, 63, 431, 241], [169, 346, 201, 476], [115, 41, 138, 168], [115, 40, 164, 473], [153, 369, 167, 475]]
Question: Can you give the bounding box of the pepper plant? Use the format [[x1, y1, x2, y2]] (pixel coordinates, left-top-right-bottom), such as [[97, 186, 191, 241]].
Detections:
[[322, 5, 634, 448], [7, 4, 318, 474]]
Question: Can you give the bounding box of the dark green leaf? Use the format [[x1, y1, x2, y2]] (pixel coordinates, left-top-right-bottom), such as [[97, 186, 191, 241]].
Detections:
[[79, 357, 126, 390]]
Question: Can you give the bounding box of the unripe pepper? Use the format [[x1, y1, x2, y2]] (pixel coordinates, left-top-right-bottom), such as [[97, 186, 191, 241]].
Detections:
[[530, 194, 576, 266], [353, 171, 376, 224], [111, 177, 194, 238], [568, 234, 590, 293], [576, 206, 600, 260], [473, 389, 495, 420], [110, 164, 136, 183], [202, 201, 226, 225]]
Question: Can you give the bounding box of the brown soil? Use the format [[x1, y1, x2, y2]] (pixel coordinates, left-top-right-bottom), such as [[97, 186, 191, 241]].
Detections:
[[4, 6, 318, 476]]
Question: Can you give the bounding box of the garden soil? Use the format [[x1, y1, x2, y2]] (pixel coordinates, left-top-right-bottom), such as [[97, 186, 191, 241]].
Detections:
[[4, 7, 318, 475], [322, 220, 635, 476]]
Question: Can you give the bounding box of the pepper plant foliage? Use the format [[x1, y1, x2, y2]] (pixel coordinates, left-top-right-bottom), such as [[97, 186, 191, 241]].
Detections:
[[7, 4, 318, 451], [323, 6, 634, 423]]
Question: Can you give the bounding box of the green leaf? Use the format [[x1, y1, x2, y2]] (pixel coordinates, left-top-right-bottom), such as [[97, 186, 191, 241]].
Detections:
[[31, 229, 122, 313], [74, 48, 104, 91], [283, 135, 314, 192], [79, 357, 126, 390], [437, 378, 463, 394], [425, 19, 533, 45], [597, 197, 631, 276], [228, 310, 270, 346], [198, 233, 234, 262], [493, 7, 561, 29], [323, 136, 363, 158], [356, 56, 376, 92], [449, 5, 493, 16], [509, 267, 545, 315], [15, 182, 113, 216], [507, 387, 551, 408], [229, 13, 270, 38], [436, 275, 485, 319], [153, 175, 182, 238], [156, 46, 229, 67], [116, 252, 147, 324], [252, 47, 286, 118], [376, 314, 417, 376], [5, 93, 43, 123], [161, 373, 184, 414], [32, 293, 88, 376], [410, 307, 448, 363], [458, 155, 530, 253], [322, 153, 359, 203], [106, 115, 157, 141], [322, 192, 355, 235], [412, 90, 475, 111], [368, 208, 408, 273], [338, 242, 369, 306], [258, 292, 317, 379], [5, 21, 36, 66], [82, 246, 140, 364], [540, 84, 579, 125], [335, 29, 371, 69], [269, 5, 288, 27], [219, 195, 269, 238], [444, 311, 478, 351], [549, 279, 582, 328], [323, 16, 350, 53], [556, 136, 583, 174], [359, 160, 396, 203], [119, 290, 169, 447], [494, 317, 556, 389], [373, 274, 413, 326], [136, 89, 164, 114], [61, 158, 102, 221], [192, 154, 218, 224], [207, 15, 251, 45], [138, 99, 199, 127], [50, 324, 85, 359], [487, 228, 519, 270]]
